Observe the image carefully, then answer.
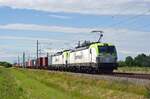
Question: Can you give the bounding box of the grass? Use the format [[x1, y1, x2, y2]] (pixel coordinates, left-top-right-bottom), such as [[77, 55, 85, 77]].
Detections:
[[0, 66, 150, 99], [116, 66, 150, 74], [0, 67, 26, 99]]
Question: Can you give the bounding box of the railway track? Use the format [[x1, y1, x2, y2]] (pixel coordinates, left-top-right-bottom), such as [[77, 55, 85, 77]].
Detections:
[[104, 72, 150, 80], [63, 71, 150, 86], [76, 71, 150, 80], [27, 66, 150, 80], [64, 69, 150, 80]]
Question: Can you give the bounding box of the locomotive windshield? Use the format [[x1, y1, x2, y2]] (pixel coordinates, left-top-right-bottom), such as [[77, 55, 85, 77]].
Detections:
[[98, 46, 116, 54]]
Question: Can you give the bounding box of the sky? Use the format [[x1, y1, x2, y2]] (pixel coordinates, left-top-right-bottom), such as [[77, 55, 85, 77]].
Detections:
[[0, 0, 150, 63]]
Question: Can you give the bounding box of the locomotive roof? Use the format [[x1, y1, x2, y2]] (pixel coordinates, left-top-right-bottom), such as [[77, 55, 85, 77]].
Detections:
[[53, 51, 63, 56], [52, 42, 113, 56], [74, 42, 112, 49]]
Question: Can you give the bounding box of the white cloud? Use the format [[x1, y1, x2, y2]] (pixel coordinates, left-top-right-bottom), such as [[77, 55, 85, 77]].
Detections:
[[1, 23, 149, 35], [0, 0, 150, 15], [0, 23, 90, 33], [0, 35, 63, 42], [48, 14, 72, 19], [118, 50, 149, 55]]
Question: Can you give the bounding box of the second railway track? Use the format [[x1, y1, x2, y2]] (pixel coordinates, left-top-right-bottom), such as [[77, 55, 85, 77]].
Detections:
[[104, 72, 150, 80], [63, 71, 150, 86]]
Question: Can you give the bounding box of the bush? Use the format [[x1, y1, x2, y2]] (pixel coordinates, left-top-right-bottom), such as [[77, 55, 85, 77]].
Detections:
[[125, 56, 134, 66], [134, 54, 150, 67], [0, 62, 12, 68], [118, 53, 150, 67], [118, 61, 126, 67]]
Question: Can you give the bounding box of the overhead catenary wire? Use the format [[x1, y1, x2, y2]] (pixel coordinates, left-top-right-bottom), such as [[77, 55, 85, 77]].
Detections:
[[97, 9, 150, 38], [130, 21, 150, 30], [106, 9, 150, 28]]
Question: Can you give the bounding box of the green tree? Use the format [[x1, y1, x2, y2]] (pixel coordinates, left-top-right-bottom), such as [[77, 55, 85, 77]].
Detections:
[[118, 61, 126, 67], [0, 61, 12, 68], [125, 56, 134, 66], [134, 54, 150, 67], [118, 54, 150, 67]]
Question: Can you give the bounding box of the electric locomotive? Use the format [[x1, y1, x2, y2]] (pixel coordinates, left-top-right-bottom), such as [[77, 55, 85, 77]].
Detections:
[[49, 31, 118, 72]]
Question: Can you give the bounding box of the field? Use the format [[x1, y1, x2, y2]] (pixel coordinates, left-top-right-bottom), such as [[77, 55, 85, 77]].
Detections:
[[0, 66, 150, 99], [116, 66, 150, 74]]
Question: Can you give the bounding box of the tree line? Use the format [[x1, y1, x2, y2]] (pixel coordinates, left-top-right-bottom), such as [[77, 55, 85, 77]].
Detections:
[[0, 61, 12, 68], [118, 53, 150, 67]]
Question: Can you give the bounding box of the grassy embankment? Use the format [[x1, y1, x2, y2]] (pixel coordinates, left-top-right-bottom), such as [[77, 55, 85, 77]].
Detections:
[[116, 66, 150, 74], [0, 66, 150, 99]]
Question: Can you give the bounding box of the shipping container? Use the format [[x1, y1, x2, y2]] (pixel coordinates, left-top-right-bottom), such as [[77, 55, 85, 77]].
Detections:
[[37, 57, 43, 67], [43, 57, 48, 66], [31, 60, 36, 67]]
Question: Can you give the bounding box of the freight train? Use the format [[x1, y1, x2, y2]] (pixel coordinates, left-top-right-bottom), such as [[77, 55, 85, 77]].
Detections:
[[15, 32, 118, 73], [16, 41, 118, 73]]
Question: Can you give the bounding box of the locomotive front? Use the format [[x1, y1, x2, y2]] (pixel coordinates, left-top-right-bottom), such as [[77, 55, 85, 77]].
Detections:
[[96, 43, 118, 71]]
